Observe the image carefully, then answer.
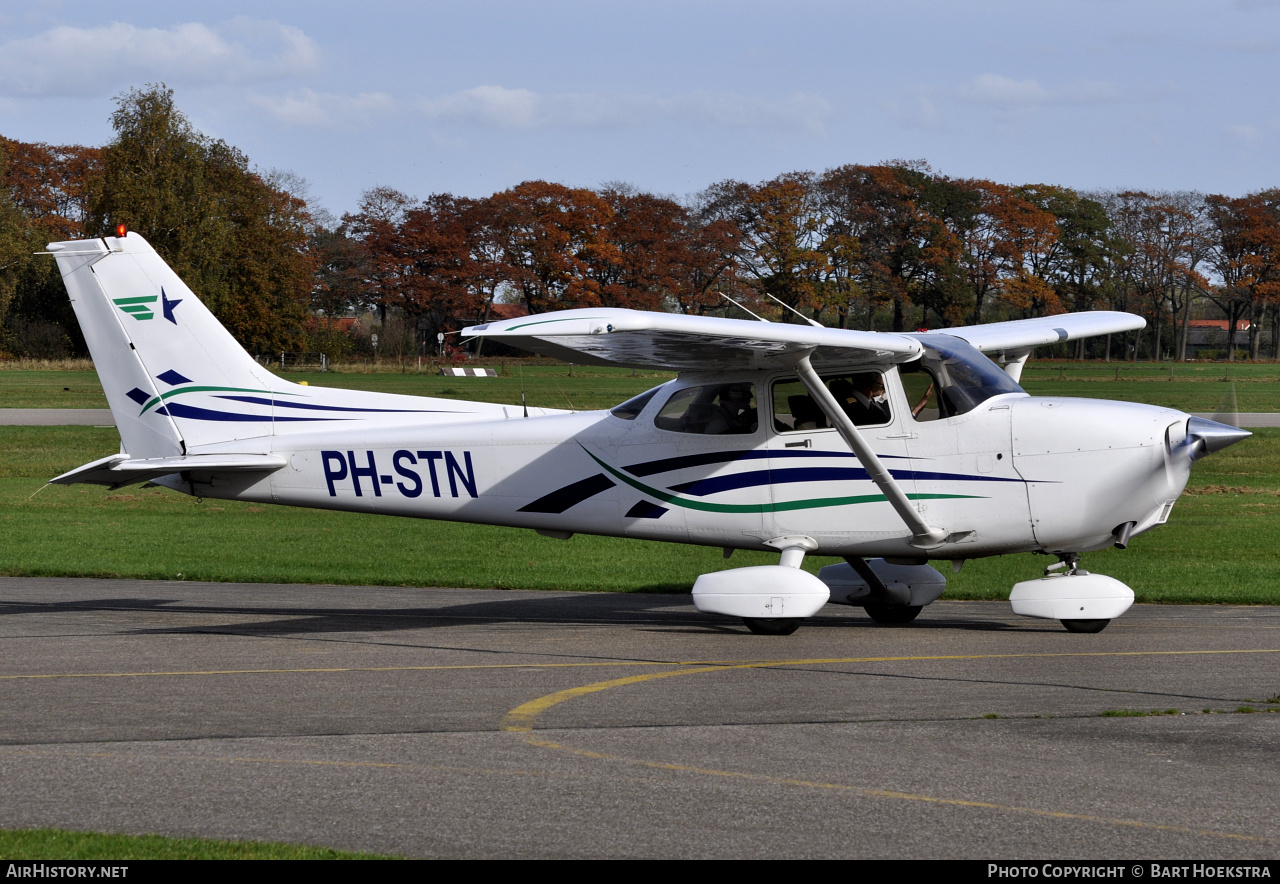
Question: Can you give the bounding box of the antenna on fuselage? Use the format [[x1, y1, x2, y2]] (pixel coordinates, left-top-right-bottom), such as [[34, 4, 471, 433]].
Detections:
[[520, 365, 528, 418], [718, 292, 769, 322], [764, 293, 824, 328]]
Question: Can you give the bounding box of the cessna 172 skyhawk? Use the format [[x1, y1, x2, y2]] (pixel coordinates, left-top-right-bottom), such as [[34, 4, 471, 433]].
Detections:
[[46, 231, 1249, 635]]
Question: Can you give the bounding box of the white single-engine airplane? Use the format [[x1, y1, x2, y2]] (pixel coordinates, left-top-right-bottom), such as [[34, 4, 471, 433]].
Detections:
[[46, 231, 1249, 635]]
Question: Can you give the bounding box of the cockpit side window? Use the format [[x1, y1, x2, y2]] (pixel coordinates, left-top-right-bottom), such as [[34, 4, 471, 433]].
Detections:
[[772, 372, 891, 432], [900, 361, 942, 421], [654, 383, 758, 435], [902, 334, 1025, 421]]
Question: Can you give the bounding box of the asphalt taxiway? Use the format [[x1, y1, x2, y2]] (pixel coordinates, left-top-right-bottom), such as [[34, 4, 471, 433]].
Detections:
[[1, 577, 1277, 859]]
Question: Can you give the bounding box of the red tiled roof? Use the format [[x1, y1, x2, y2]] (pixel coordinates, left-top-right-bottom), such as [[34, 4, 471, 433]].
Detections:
[[488, 303, 529, 320], [1189, 319, 1250, 330]]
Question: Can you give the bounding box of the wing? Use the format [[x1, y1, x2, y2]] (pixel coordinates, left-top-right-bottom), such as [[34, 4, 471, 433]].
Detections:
[[935, 311, 1145, 355], [462, 308, 922, 371]]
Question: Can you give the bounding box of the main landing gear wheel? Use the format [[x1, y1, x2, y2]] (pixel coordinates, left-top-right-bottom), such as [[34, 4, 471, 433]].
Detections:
[[743, 617, 803, 636], [1061, 619, 1110, 634], [865, 605, 923, 625]]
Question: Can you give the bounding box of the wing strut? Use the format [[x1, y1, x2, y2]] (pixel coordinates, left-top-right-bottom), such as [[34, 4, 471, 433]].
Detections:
[[793, 354, 946, 549]]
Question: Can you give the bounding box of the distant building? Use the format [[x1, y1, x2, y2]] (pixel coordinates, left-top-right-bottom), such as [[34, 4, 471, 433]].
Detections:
[[1186, 319, 1258, 358], [486, 303, 530, 322]]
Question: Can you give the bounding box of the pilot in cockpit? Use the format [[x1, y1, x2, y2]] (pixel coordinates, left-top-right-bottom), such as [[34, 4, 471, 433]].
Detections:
[[705, 383, 758, 434], [830, 373, 891, 426]]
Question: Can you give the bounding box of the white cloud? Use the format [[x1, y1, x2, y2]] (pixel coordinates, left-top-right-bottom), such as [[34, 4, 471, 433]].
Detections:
[[419, 85, 832, 134], [883, 94, 944, 131], [0, 18, 319, 97], [250, 89, 395, 129], [957, 74, 1050, 106], [955, 74, 1123, 108], [1225, 123, 1263, 142]]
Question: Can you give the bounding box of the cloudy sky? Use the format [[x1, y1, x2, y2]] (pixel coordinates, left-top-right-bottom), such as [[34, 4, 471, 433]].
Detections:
[[1, 0, 1277, 217]]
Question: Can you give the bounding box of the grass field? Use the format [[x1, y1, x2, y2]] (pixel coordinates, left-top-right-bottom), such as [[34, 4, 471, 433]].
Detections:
[[0, 828, 389, 859], [0, 418, 1276, 604]]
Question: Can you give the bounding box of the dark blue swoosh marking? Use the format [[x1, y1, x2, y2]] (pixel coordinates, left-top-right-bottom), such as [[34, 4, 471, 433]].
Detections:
[[215, 395, 459, 414], [519, 473, 616, 513], [670, 466, 1026, 497], [672, 467, 857, 495], [157, 403, 342, 423], [625, 500, 668, 519], [623, 447, 910, 477]]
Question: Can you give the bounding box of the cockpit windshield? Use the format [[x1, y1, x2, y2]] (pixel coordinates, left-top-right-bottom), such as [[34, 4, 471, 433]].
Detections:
[[900, 334, 1025, 420], [610, 384, 666, 420]]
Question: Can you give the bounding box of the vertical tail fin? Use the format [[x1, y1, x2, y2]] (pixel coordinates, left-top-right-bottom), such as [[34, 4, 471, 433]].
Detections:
[[50, 232, 285, 457]]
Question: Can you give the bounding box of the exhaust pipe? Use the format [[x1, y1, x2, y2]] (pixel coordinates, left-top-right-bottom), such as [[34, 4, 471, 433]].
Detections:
[[1112, 521, 1136, 550]]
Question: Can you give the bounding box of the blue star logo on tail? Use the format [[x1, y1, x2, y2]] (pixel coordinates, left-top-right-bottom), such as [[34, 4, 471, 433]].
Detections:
[[161, 288, 182, 325]]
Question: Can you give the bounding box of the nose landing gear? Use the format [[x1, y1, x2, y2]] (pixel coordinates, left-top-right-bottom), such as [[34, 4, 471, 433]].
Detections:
[[1009, 553, 1135, 633]]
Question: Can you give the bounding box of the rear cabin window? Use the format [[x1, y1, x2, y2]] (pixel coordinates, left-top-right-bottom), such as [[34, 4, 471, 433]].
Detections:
[[772, 372, 891, 432], [654, 383, 758, 435]]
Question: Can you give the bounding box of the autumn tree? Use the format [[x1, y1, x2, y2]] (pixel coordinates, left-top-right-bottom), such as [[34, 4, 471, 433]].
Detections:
[[699, 173, 828, 321], [671, 211, 744, 315], [584, 184, 687, 311], [1104, 191, 1208, 360], [957, 180, 1062, 322], [85, 85, 312, 352], [1207, 190, 1280, 359], [0, 138, 103, 355], [1013, 186, 1116, 356], [487, 181, 613, 314], [0, 144, 32, 347], [818, 163, 959, 331]]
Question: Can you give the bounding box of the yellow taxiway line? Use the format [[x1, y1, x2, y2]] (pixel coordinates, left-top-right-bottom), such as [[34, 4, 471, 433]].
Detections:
[[498, 650, 1279, 845]]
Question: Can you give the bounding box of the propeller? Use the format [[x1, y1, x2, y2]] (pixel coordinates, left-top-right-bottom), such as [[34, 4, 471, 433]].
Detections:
[[1186, 379, 1249, 460], [1211, 379, 1240, 430], [1165, 380, 1249, 485]]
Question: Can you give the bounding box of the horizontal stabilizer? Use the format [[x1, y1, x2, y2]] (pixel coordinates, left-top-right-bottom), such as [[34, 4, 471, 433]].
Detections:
[[51, 453, 288, 488]]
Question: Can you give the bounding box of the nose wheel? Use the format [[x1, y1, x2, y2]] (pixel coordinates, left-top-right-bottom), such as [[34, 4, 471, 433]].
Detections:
[[743, 617, 802, 636], [1010, 553, 1135, 633], [1061, 619, 1110, 633]]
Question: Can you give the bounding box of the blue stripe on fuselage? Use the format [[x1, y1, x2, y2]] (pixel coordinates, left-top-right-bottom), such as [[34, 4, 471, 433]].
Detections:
[[623, 447, 909, 477], [669, 466, 1025, 497]]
